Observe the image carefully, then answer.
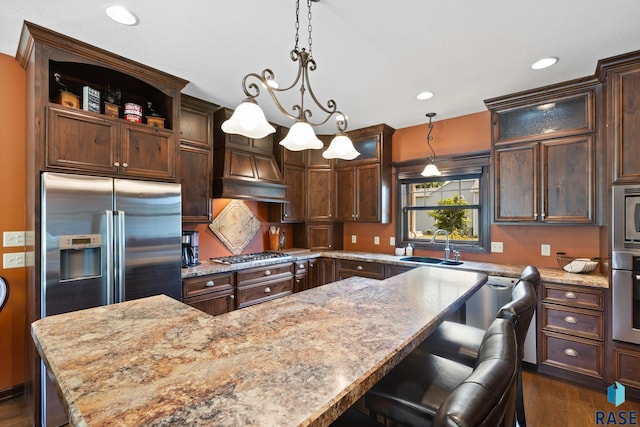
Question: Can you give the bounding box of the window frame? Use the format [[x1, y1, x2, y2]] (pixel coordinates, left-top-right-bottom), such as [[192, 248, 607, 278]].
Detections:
[[394, 151, 491, 253]]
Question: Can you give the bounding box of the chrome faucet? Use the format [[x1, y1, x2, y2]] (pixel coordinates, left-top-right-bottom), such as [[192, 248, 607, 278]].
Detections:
[[431, 229, 458, 261]]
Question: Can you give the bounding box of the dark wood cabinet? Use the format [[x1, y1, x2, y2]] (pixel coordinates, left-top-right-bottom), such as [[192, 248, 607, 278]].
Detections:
[[486, 80, 599, 224], [494, 135, 595, 223], [385, 264, 415, 278], [597, 50, 640, 183], [308, 257, 336, 288], [293, 222, 343, 251], [293, 260, 309, 293], [179, 95, 218, 223], [334, 124, 394, 223], [183, 272, 235, 316], [539, 282, 605, 388], [236, 262, 294, 309], [337, 259, 386, 280]]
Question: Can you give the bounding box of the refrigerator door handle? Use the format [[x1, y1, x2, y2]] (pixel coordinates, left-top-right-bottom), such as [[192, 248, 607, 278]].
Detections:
[[114, 210, 126, 302], [105, 210, 115, 305]]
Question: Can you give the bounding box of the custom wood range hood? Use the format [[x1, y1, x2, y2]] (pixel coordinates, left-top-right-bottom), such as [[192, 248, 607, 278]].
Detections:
[[212, 108, 288, 203]]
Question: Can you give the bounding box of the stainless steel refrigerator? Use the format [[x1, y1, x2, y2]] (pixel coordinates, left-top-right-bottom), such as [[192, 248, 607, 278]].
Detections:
[[40, 172, 182, 426]]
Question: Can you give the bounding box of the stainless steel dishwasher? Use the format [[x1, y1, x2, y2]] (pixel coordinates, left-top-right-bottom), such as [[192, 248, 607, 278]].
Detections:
[[465, 275, 537, 364]]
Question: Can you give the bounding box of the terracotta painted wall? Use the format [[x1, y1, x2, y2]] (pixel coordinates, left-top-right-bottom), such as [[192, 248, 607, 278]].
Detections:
[[0, 53, 26, 392], [343, 111, 605, 270]]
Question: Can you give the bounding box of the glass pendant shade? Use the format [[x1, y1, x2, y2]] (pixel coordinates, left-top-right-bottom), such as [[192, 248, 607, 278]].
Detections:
[[279, 121, 324, 151], [323, 133, 360, 160], [221, 100, 276, 139], [421, 160, 441, 177]]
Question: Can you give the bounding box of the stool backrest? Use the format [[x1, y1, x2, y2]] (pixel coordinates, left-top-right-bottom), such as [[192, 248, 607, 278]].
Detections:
[[498, 266, 538, 360], [434, 318, 518, 427]]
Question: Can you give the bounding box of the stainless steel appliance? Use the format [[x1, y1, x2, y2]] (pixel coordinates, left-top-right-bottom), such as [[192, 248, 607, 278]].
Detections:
[[41, 172, 182, 427], [612, 184, 640, 345], [465, 275, 537, 364], [209, 251, 292, 265], [182, 231, 200, 267]]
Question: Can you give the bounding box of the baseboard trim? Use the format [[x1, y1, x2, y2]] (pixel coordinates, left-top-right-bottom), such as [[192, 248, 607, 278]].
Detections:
[[0, 383, 25, 402]]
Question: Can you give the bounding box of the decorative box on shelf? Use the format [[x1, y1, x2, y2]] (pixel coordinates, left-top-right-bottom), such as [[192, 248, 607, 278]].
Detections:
[[104, 102, 119, 118], [56, 91, 79, 109], [146, 116, 165, 128], [82, 86, 101, 113]]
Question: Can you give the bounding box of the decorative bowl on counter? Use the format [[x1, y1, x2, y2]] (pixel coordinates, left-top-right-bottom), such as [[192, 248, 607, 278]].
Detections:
[[556, 254, 600, 274]]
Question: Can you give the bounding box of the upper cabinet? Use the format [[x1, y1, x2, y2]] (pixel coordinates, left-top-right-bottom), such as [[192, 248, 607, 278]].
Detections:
[[180, 95, 219, 223], [485, 78, 601, 224], [17, 22, 187, 182], [334, 124, 395, 223], [597, 50, 640, 184]]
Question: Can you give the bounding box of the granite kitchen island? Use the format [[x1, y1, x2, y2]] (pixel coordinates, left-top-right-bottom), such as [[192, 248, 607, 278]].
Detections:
[[31, 266, 487, 427]]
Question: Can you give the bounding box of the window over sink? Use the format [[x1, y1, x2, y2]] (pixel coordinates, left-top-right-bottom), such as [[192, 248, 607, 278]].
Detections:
[[395, 152, 490, 253]]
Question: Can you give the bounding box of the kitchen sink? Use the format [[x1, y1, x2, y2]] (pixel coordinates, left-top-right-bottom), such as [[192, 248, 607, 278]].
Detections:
[[400, 256, 463, 266]]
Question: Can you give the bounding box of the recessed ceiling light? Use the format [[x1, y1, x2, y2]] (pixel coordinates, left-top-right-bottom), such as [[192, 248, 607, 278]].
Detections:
[[531, 57, 558, 70], [106, 5, 138, 26], [416, 91, 435, 100]]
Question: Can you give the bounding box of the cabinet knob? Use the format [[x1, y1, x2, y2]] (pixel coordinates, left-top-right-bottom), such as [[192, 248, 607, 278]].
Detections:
[[541, 212, 546, 221], [564, 292, 577, 299], [264, 287, 271, 294], [296, 279, 300, 283], [564, 348, 579, 357], [309, 263, 314, 267], [533, 212, 538, 220], [122, 162, 128, 168], [229, 294, 235, 300], [563, 316, 578, 324], [356, 265, 363, 271], [205, 280, 215, 287], [114, 161, 120, 167], [298, 264, 304, 269], [264, 270, 271, 276]]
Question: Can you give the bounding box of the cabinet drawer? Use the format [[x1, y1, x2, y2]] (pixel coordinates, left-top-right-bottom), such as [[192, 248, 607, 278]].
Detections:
[[183, 273, 234, 299], [184, 289, 235, 317], [542, 283, 604, 310], [541, 331, 604, 379], [236, 262, 294, 286], [338, 259, 385, 279], [237, 278, 293, 309], [542, 305, 604, 340], [294, 260, 308, 275], [613, 346, 640, 390]]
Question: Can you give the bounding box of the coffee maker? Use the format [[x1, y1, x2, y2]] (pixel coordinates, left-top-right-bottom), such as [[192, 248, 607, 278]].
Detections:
[[182, 231, 200, 267]]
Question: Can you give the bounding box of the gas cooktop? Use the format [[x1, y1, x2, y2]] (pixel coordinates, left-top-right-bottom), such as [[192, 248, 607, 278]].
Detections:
[[209, 251, 291, 265]]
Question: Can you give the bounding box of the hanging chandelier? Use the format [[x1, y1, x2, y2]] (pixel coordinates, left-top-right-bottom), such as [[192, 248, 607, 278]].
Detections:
[[421, 112, 441, 177], [222, 0, 359, 160]]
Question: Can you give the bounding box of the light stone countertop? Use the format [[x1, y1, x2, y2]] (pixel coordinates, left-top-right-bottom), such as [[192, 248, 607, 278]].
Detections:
[[32, 267, 487, 427], [183, 249, 609, 288]]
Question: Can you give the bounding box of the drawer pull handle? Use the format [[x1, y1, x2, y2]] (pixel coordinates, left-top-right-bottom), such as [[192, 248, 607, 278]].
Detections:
[[264, 270, 271, 276], [264, 287, 271, 294], [564, 292, 577, 299], [205, 280, 215, 287], [356, 265, 363, 271], [564, 348, 579, 357], [564, 316, 578, 324]]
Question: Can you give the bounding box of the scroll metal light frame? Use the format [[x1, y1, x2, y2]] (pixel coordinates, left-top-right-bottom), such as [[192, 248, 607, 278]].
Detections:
[[223, 0, 359, 159], [421, 112, 441, 177]]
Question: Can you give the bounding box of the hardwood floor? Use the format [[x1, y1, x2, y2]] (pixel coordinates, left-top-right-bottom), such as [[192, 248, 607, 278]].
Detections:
[[1, 371, 639, 426]]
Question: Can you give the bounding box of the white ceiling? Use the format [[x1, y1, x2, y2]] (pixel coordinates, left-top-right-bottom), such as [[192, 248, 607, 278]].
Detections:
[[2, 0, 640, 135]]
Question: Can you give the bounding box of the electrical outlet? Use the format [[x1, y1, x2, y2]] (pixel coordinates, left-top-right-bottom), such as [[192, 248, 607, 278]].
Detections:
[[3, 252, 25, 268], [351, 235, 357, 244], [3, 231, 25, 247], [389, 237, 396, 246], [541, 244, 551, 256], [491, 242, 504, 253], [374, 236, 380, 245]]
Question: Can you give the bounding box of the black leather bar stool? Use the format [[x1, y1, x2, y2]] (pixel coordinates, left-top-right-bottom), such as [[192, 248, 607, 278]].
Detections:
[[415, 266, 539, 426], [0, 276, 8, 313], [331, 408, 384, 427], [365, 317, 519, 427]]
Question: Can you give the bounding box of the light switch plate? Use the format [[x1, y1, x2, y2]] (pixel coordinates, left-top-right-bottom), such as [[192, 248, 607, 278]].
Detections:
[[374, 236, 380, 245], [491, 242, 504, 253], [541, 244, 551, 256], [351, 235, 357, 244], [390, 237, 396, 246], [3, 252, 26, 268], [3, 231, 25, 247]]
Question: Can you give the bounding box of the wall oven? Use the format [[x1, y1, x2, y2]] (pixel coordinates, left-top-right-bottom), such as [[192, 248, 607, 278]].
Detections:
[[612, 185, 640, 345]]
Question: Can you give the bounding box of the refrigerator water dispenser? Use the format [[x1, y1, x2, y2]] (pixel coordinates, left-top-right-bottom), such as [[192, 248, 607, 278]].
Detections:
[[59, 234, 102, 282]]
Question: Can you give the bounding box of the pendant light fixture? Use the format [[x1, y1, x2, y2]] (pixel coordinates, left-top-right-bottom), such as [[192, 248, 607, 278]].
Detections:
[[222, 0, 359, 160], [421, 112, 441, 177]]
